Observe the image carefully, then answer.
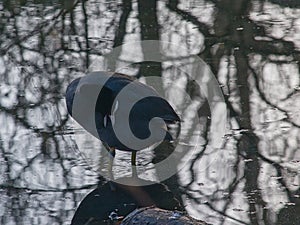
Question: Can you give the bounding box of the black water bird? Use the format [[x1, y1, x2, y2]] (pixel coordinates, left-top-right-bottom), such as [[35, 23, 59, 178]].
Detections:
[[65, 71, 180, 181]]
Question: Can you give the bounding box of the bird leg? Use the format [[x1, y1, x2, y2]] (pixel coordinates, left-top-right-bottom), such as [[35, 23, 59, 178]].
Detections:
[[108, 147, 115, 176], [107, 147, 116, 191], [102, 142, 116, 191], [131, 151, 137, 178], [131, 151, 136, 166]]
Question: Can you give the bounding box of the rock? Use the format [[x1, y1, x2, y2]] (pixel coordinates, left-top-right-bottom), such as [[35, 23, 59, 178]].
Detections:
[[120, 206, 208, 225]]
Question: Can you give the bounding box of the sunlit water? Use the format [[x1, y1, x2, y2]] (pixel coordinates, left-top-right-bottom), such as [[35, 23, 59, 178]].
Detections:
[[0, 1, 300, 225]]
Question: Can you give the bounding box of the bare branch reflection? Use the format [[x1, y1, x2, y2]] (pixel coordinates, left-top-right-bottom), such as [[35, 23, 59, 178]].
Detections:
[[0, 0, 300, 224]]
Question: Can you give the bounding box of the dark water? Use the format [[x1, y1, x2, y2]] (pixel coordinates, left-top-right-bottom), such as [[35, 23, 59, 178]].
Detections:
[[0, 0, 300, 224]]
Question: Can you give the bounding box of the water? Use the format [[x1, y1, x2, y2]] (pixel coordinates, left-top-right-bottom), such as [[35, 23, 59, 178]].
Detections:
[[0, 0, 300, 224]]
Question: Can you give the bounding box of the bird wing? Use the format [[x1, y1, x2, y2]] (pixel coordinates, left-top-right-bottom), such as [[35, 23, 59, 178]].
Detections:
[[103, 73, 179, 121]]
